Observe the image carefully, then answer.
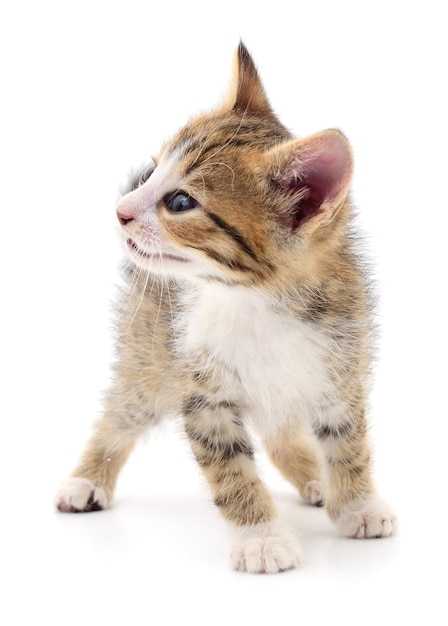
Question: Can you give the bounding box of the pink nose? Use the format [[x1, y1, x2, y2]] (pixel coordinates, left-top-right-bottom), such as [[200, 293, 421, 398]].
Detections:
[[117, 210, 133, 226], [116, 196, 136, 226]]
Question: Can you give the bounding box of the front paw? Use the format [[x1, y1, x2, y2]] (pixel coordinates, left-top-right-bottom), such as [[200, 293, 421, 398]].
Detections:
[[55, 477, 109, 513], [230, 521, 303, 574], [336, 495, 397, 538]]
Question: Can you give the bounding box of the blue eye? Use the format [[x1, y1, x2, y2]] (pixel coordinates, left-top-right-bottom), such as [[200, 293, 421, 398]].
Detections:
[[139, 166, 154, 185], [131, 163, 155, 190], [165, 192, 198, 213]]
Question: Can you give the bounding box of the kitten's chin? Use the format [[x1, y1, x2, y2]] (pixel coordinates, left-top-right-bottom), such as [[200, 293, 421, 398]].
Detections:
[[125, 238, 192, 270]]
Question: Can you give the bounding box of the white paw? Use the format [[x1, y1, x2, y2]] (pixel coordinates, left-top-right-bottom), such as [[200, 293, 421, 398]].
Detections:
[[336, 495, 397, 538], [230, 521, 303, 574], [303, 479, 325, 506], [55, 477, 109, 513]]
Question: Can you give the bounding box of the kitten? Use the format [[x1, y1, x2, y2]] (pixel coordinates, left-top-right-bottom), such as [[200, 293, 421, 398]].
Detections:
[[56, 43, 396, 573]]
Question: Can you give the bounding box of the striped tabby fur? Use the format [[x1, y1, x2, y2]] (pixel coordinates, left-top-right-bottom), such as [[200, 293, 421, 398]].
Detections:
[[56, 43, 396, 573]]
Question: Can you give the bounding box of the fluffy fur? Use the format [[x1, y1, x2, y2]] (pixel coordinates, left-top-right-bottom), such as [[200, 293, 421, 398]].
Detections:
[[56, 43, 396, 573]]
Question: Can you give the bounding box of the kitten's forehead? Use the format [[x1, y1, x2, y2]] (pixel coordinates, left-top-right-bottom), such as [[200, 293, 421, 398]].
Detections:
[[167, 132, 203, 159], [164, 117, 230, 163], [163, 111, 290, 172]]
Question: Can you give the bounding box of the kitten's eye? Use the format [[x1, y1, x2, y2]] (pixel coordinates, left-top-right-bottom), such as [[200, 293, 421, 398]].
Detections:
[[138, 165, 155, 186], [165, 192, 198, 213], [131, 160, 156, 190]]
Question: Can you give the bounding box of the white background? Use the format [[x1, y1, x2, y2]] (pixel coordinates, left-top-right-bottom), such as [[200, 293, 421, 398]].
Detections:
[[1, 1, 447, 624]]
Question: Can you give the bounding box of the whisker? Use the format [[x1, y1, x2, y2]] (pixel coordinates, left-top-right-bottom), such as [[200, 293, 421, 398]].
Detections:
[[123, 253, 151, 335], [202, 161, 235, 191], [151, 242, 167, 352]]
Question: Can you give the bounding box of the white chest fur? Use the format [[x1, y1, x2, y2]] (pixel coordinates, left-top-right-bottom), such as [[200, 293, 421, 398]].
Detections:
[[178, 284, 336, 435]]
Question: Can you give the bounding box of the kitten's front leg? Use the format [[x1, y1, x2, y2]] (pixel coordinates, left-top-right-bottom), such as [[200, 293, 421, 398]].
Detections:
[[183, 394, 302, 573], [315, 405, 397, 538]]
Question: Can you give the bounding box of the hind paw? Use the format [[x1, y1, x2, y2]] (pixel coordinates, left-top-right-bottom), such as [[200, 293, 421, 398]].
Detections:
[[55, 477, 109, 513], [302, 479, 325, 506]]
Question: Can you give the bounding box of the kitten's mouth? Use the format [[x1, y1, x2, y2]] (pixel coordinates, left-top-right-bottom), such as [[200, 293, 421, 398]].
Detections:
[[126, 239, 190, 264]]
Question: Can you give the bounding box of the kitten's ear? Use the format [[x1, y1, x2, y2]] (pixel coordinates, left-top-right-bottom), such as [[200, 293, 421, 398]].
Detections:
[[225, 42, 272, 115], [264, 130, 354, 232]]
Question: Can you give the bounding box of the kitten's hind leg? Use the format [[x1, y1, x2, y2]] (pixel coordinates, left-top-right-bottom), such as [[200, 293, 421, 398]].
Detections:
[[56, 381, 164, 513], [315, 405, 397, 538], [55, 416, 136, 512], [183, 394, 302, 573], [264, 426, 325, 506]]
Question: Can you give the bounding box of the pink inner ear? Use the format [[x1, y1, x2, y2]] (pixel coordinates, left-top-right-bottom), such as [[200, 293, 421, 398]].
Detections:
[[280, 133, 352, 230]]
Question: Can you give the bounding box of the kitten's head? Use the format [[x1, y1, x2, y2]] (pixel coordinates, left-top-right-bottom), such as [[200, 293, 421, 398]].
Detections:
[[116, 43, 353, 286]]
